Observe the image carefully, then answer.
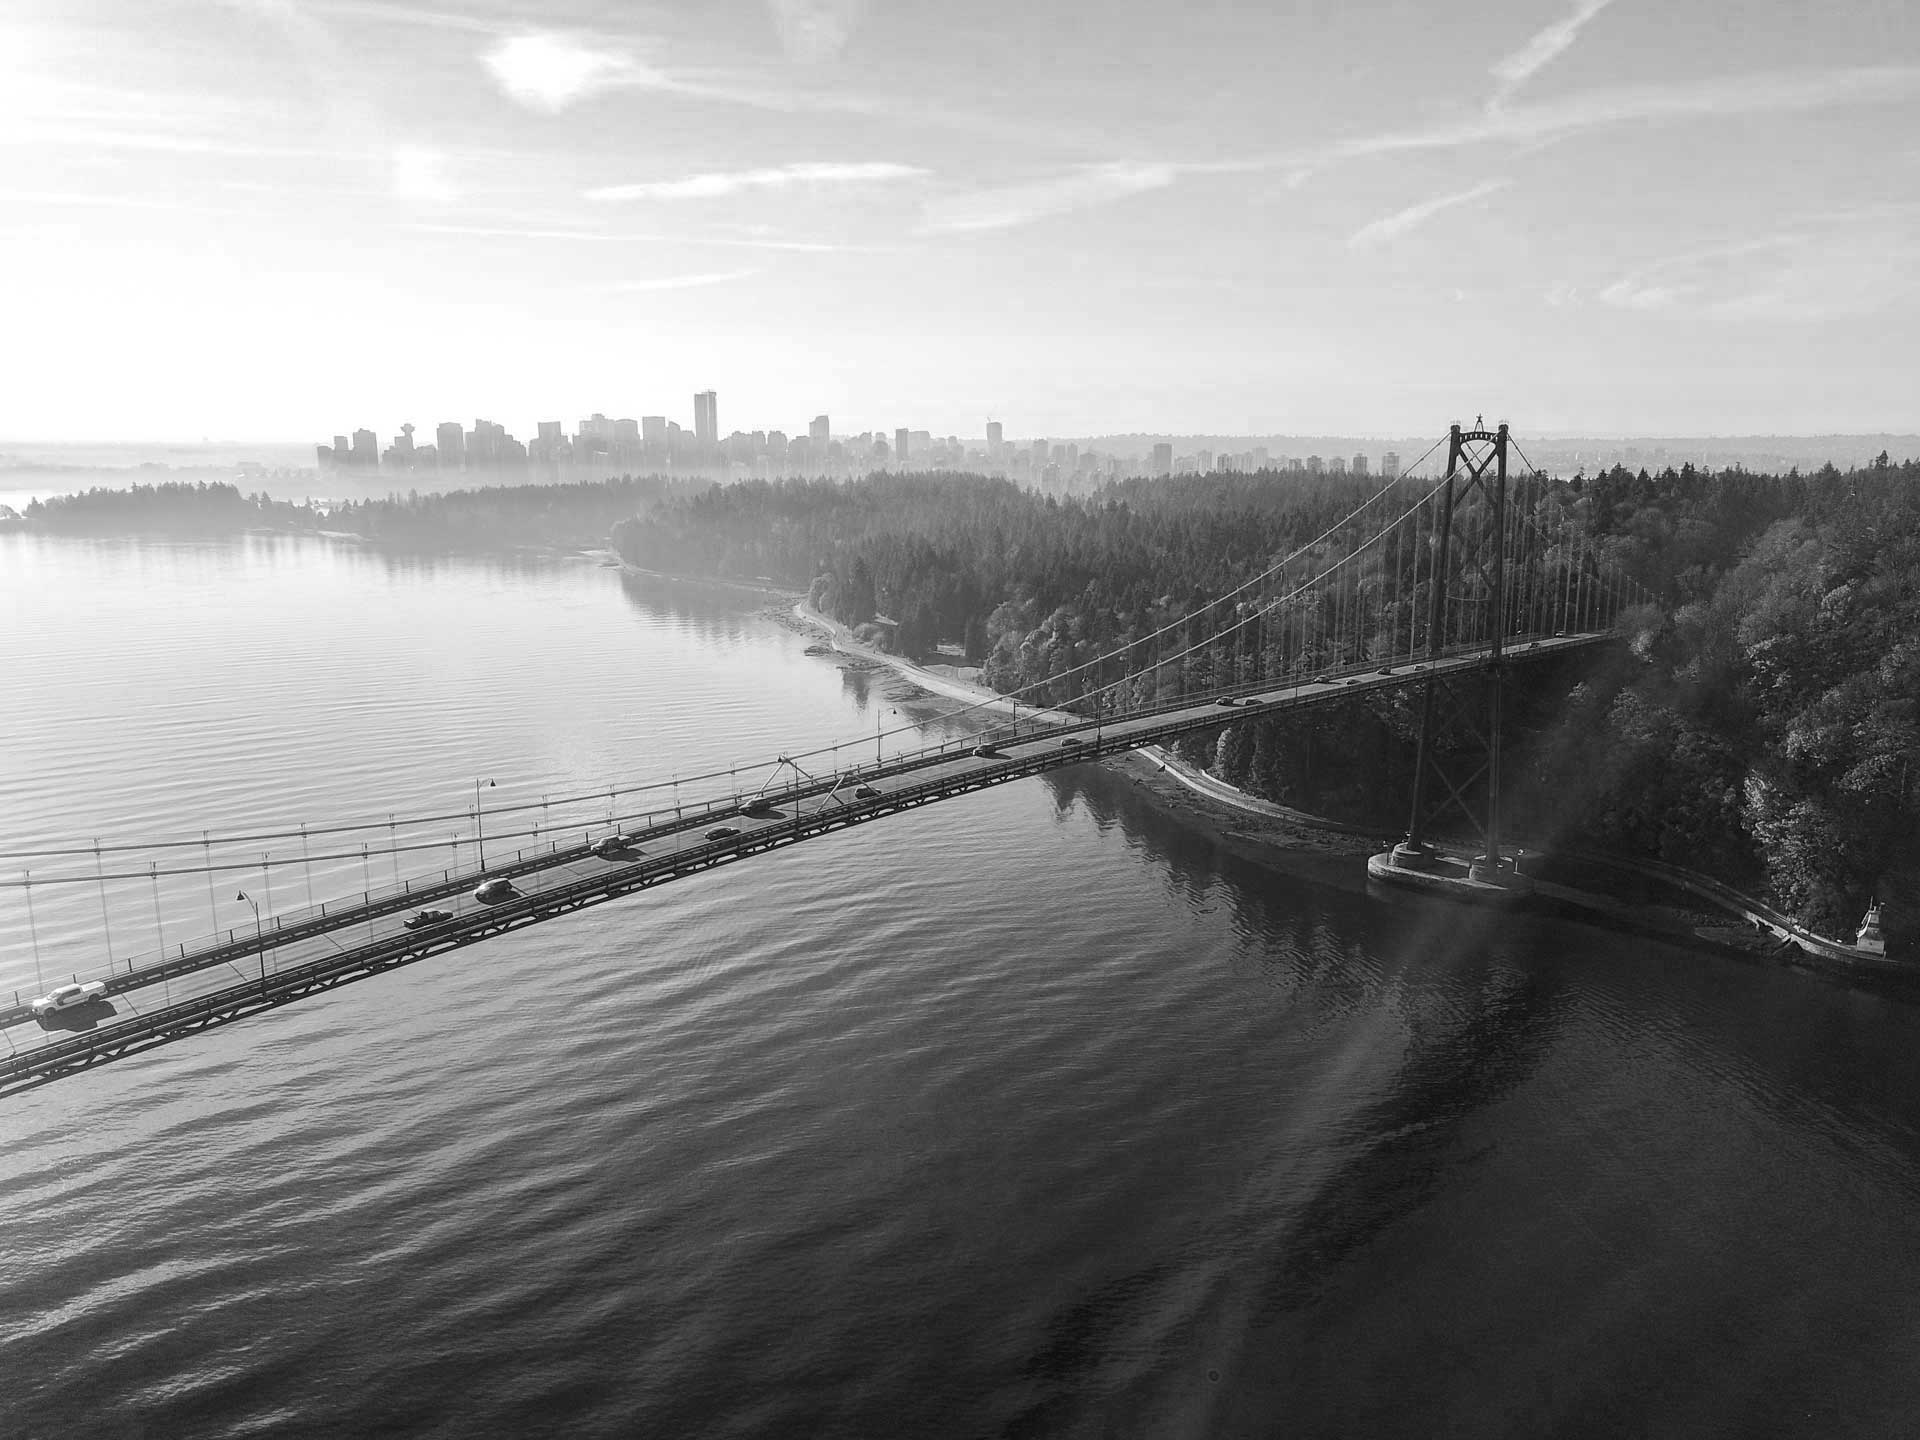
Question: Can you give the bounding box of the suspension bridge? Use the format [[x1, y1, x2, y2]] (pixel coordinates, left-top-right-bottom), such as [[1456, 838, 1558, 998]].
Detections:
[[0, 424, 1652, 1098]]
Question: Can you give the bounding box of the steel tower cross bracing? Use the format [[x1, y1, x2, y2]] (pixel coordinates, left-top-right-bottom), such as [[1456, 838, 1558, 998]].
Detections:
[[1393, 420, 1521, 881]]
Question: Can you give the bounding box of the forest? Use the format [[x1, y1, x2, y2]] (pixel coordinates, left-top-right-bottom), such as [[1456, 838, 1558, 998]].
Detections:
[[6, 475, 694, 543], [612, 460, 1919, 942]]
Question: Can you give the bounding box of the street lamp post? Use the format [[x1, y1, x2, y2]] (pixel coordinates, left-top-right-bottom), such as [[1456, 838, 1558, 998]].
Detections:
[[474, 777, 496, 872], [235, 890, 266, 984]]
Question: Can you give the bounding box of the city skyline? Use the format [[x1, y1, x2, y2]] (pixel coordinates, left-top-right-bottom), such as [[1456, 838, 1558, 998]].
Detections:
[[5, 1, 1919, 441]]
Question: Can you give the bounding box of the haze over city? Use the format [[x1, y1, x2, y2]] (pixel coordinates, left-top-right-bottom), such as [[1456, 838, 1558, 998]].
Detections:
[[5, 0, 1918, 443]]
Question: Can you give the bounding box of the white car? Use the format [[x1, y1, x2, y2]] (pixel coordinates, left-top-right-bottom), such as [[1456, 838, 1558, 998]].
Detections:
[[32, 981, 106, 1015]]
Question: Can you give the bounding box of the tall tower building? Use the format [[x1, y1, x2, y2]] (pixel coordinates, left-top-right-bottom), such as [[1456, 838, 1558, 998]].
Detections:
[[1351, 452, 1370, 477], [895, 428, 910, 468], [986, 420, 1003, 456], [810, 414, 830, 446], [693, 391, 718, 447], [436, 422, 465, 468], [1151, 442, 1173, 477], [1381, 451, 1401, 480], [351, 428, 378, 467]]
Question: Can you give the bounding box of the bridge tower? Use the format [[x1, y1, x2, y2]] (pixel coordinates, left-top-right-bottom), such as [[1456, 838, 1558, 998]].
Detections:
[[1391, 420, 1524, 887]]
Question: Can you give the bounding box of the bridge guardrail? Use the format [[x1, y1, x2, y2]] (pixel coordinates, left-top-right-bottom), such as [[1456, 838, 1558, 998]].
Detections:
[[1, 632, 1620, 1086]]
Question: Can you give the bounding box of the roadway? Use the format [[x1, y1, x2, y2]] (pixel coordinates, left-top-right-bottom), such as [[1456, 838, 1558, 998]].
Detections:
[[0, 632, 1608, 1097]]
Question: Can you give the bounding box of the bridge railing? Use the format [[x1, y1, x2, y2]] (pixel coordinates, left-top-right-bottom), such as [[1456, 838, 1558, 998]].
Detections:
[[2, 627, 1629, 1026]]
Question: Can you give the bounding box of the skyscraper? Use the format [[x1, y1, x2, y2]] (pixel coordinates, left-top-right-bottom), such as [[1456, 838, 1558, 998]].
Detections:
[[1151, 442, 1173, 477], [810, 415, 830, 447], [351, 428, 378, 467], [986, 420, 1002, 456], [1351, 452, 1370, 477], [693, 391, 717, 447], [1381, 451, 1401, 480], [436, 421, 464, 469], [895, 427, 910, 468]]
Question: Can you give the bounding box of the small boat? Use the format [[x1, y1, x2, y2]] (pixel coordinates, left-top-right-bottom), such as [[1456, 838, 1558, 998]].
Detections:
[[1855, 901, 1886, 956]]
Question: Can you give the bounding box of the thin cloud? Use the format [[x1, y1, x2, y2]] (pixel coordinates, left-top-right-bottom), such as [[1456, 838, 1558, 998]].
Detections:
[[301, 0, 506, 33], [1197, 64, 1920, 176], [1598, 278, 1687, 310], [917, 163, 1176, 234], [2, 190, 240, 215], [707, 235, 890, 252], [482, 33, 660, 113], [614, 269, 761, 292], [1348, 178, 1510, 247], [766, 0, 867, 64], [586, 161, 925, 202], [1489, 0, 1617, 110], [1595, 229, 1920, 320], [390, 144, 457, 204], [407, 222, 611, 242]]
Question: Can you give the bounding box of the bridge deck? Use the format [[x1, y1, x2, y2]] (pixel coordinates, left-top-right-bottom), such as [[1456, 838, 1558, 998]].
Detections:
[[0, 633, 1607, 1097]]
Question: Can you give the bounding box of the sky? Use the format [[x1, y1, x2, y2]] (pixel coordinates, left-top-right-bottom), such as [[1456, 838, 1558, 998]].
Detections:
[[4, 0, 1919, 444]]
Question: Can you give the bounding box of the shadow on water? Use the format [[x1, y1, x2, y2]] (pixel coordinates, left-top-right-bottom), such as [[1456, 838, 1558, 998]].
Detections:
[[999, 760, 1570, 1435], [1037, 762, 1364, 917], [1252, 945, 1559, 1319], [614, 570, 770, 646]]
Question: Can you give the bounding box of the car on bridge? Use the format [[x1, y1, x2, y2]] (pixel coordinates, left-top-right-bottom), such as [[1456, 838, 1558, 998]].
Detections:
[[403, 908, 454, 930], [31, 980, 107, 1015], [473, 878, 520, 905], [854, 784, 882, 799], [738, 798, 782, 819], [1215, 697, 1237, 707], [1061, 737, 1085, 749], [592, 835, 642, 859], [705, 825, 742, 841], [1311, 674, 1332, 685], [972, 745, 1004, 759]]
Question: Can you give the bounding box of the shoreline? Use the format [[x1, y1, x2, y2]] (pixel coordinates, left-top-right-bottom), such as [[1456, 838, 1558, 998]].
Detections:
[[781, 594, 1905, 974], [785, 599, 1398, 868]]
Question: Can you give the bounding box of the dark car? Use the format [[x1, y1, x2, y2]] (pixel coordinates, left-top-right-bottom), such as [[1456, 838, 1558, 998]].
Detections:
[[972, 745, 1004, 759], [1061, 737, 1085, 748], [403, 907, 454, 930], [854, 784, 882, 799], [1215, 697, 1237, 707], [592, 836, 639, 859], [739, 799, 781, 819], [1311, 674, 1333, 685], [705, 826, 742, 841], [1376, 665, 1394, 675], [473, 879, 519, 905]]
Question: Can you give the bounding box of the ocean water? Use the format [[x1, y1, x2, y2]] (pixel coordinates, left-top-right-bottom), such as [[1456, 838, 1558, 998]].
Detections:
[[4, 534, 1920, 1438]]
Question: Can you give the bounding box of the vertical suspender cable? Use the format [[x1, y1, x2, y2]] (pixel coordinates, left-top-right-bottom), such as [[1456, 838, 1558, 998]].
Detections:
[[94, 840, 115, 973], [24, 871, 45, 992]]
